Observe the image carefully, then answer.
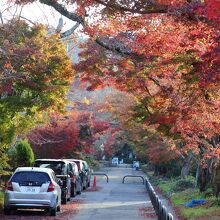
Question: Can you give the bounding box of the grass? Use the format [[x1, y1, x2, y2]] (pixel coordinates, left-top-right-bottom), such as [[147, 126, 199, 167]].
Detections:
[[0, 191, 4, 210], [181, 206, 220, 219], [158, 180, 173, 195], [171, 189, 220, 219], [146, 173, 220, 219]]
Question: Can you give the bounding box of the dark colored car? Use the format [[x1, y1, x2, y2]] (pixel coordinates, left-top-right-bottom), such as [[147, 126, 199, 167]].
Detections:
[[34, 159, 72, 204], [82, 160, 91, 188], [67, 159, 91, 190], [65, 160, 82, 197]]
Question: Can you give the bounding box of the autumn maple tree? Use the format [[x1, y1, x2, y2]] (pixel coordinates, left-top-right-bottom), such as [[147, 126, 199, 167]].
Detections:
[[3, 0, 220, 181], [0, 19, 74, 168], [28, 108, 112, 158], [74, 1, 220, 163]]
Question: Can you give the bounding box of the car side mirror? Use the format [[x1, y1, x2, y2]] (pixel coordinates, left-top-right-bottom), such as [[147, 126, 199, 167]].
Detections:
[[58, 179, 63, 186], [68, 171, 73, 177]]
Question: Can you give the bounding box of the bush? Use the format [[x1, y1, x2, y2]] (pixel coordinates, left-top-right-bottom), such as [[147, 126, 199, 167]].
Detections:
[[0, 191, 4, 210], [123, 158, 133, 164], [172, 176, 195, 192], [82, 156, 100, 171], [142, 163, 155, 173], [91, 160, 101, 171], [12, 140, 35, 168]]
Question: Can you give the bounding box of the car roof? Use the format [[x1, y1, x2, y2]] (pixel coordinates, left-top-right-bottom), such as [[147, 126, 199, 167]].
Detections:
[[35, 159, 68, 164], [15, 167, 53, 174], [66, 159, 83, 163], [63, 159, 77, 165]]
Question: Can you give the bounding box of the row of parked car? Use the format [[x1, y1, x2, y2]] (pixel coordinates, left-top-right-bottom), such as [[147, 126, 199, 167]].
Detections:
[[3, 158, 92, 216]]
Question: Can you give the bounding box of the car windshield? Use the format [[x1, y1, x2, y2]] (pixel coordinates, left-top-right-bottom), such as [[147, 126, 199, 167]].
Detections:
[[35, 161, 67, 175], [11, 171, 50, 186], [83, 162, 89, 170]]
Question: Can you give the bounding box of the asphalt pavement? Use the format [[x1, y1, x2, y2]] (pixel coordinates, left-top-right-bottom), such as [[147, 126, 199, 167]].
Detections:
[[72, 165, 157, 220]]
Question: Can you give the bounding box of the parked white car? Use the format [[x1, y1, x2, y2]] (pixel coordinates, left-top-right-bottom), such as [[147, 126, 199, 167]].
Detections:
[[4, 167, 62, 216]]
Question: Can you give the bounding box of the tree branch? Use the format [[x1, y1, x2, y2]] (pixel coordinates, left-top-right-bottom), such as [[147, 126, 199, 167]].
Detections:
[[19, 15, 36, 25], [56, 17, 63, 33], [38, 0, 141, 56], [60, 22, 80, 38], [95, 37, 132, 55], [0, 12, 4, 24], [148, 76, 160, 87], [29, 136, 64, 145], [39, 0, 84, 25], [95, 0, 168, 14]]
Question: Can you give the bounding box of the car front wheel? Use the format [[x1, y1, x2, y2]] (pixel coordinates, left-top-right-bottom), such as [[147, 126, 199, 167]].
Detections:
[[83, 180, 87, 190], [77, 184, 82, 195], [3, 207, 11, 215], [50, 207, 57, 216], [71, 184, 76, 197], [62, 197, 67, 204]]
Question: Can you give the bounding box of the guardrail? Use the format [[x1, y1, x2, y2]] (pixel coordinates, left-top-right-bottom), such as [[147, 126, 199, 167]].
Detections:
[[91, 172, 109, 183], [122, 175, 145, 184], [145, 178, 174, 220]]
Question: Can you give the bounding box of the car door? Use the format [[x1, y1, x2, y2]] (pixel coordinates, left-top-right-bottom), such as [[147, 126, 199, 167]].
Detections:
[[51, 171, 61, 205], [73, 164, 81, 192], [81, 162, 87, 189], [68, 162, 77, 197], [83, 161, 91, 187], [74, 161, 83, 185], [67, 162, 73, 197]]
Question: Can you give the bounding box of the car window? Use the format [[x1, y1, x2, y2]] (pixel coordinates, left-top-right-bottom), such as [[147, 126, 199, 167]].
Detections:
[[74, 161, 81, 171], [73, 164, 79, 175], [83, 162, 89, 170], [11, 171, 50, 186], [35, 161, 67, 175], [82, 163, 86, 171], [68, 163, 73, 174]]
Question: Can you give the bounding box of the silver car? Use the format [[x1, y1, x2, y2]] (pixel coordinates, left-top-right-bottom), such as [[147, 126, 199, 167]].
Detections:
[[4, 167, 62, 216]]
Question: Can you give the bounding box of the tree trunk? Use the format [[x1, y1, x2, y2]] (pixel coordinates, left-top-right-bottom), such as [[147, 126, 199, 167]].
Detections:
[[154, 164, 159, 176], [181, 152, 193, 178], [195, 164, 200, 188], [198, 159, 214, 192]]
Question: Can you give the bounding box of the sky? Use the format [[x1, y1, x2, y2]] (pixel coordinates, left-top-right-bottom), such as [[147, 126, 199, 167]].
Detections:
[[0, 0, 75, 31]]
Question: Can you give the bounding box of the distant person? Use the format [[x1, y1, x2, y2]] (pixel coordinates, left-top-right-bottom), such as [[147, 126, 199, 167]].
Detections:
[[133, 161, 140, 170]]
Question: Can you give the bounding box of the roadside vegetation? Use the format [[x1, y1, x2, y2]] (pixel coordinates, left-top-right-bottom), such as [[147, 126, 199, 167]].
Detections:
[[145, 170, 220, 220], [0, 192, 4, 211]]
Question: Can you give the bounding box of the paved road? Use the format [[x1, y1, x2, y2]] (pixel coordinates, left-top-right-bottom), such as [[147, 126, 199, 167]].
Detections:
[[72, 166, 157, 220], [0, 166, 157, 220]]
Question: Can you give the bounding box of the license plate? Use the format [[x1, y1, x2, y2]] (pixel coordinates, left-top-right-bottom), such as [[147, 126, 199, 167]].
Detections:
[[25, 187, 36, 193]]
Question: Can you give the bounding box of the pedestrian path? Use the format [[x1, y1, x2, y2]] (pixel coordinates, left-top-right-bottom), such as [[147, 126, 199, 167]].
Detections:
[[72, 166, 157, 220]]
